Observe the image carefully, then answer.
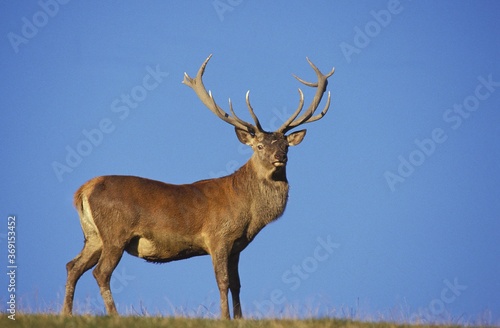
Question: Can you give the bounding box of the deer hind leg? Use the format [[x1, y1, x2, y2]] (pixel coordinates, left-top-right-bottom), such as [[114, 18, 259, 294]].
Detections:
[[228, 252, 242, 319], [92, 245, 124, 315], [62, 236, 102, 315]]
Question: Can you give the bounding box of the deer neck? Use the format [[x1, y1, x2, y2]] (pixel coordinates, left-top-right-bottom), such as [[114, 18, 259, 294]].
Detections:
[[231, 157, 290, 237]]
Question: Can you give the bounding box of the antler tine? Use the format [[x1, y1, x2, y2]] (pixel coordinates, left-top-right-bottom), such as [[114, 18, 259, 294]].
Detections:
[[196, 54, 213, 80], [278, 89, 305, 131], [294, 57, 335, 86], [278, 58, 335, 133], [183, 54, 258, 133], [302, 91, 331, 124], [228, 98, 258, 134], [245, 91, 263, 132]]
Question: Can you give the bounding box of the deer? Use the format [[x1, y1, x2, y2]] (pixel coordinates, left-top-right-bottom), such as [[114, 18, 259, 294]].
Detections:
[[61, 54, 334, 319]]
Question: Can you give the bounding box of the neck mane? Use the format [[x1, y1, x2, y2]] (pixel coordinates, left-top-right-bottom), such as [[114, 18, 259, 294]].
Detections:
[[229, 157, 290, 237]]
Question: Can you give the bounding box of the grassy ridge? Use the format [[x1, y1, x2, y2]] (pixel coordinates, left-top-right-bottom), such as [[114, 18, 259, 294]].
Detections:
[[0, 315, 469, 328]]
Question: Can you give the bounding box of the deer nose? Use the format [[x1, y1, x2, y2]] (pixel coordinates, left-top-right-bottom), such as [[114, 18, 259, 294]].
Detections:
[[274, 152, 287, 163]]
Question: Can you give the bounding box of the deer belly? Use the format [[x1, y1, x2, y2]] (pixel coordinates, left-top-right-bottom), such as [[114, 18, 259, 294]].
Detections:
[[126, 237, 207, 263]]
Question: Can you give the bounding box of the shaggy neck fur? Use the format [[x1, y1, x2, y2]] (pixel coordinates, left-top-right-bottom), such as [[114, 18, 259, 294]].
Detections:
[[230, 156, 290, 238]]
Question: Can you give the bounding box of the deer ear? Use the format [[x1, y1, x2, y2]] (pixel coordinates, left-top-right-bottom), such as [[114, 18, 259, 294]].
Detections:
[[235, 128, 254, 145], [287, 129, 306, 146]]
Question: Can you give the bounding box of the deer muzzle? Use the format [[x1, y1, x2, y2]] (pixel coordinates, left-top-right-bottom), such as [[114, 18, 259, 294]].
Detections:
[[273, 152, 288, 167]]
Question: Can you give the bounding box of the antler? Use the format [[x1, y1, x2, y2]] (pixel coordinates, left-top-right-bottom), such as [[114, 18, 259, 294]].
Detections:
[[278, 58, 335, 133], [183, 54, 263, 135]]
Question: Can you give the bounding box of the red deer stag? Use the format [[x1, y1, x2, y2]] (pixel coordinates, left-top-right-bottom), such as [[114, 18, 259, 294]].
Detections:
[[61, 55, 334, 319]]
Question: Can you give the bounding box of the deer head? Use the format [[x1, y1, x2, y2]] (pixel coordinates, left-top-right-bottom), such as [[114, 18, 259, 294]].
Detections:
[[182, 55, 334, 179]]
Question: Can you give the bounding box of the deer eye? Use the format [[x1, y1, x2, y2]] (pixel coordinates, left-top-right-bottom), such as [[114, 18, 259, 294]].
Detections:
[[257, 144, 264, 150]]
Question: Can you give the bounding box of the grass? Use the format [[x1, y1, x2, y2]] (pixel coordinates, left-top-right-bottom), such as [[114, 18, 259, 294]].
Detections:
[[0, 314, 479, 328]]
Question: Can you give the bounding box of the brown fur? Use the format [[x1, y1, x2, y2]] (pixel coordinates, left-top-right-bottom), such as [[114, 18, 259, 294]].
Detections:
[[62, 130, 304, 319], [62, 56, 333, 319]]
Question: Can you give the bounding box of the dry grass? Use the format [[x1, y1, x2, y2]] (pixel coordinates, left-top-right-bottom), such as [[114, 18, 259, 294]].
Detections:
[[0, 314, 474, 328]]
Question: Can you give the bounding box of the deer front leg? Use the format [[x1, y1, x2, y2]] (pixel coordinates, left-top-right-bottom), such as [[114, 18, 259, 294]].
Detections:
[[228, 252, 242, 319], [211, 249, 231, 319]]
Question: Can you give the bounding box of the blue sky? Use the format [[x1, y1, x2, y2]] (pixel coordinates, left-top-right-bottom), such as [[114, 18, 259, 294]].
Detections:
[[1, 0, 499, 324]]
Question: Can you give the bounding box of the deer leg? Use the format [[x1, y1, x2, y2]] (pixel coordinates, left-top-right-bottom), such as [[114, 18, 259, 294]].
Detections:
[[92, 246, 124, 315], [228, 252, 242, 319], [211, 249, 231, 319], [62, 237, 102, 316]]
